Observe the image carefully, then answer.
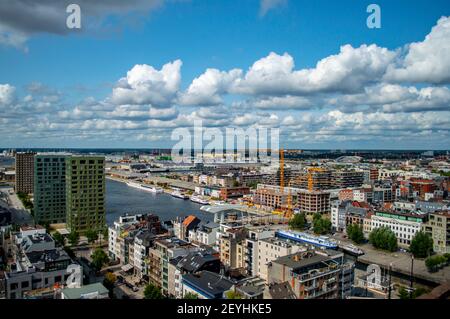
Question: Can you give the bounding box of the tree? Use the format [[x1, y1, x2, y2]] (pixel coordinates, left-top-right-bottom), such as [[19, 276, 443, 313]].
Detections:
[[85, 229, 99, 244], [52, 232, 65, 246], [289, 213, 306, 230], [103, 272, 117, 298], [425, 255, 447, 272], [313, 215, 332, 235], [369, 227, 398, 252], [68, 230, 79, 246], [409, 231, 433, 258], [225, 290, 242, 299], [346, 224, 364, 244], [91, 248, 109, 272], [144, 284, 163, 299], [184, 292, 198, 299]]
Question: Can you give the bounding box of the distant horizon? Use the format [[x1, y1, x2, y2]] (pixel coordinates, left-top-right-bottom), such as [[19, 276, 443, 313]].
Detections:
[[1, 147, 449, 152]]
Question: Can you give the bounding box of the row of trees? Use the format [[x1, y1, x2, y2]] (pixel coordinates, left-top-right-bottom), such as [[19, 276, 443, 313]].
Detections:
[[288, 212, 332, 235], [52, 229, 108, 247], [369, 227, 398, 252], [425, 254, 450, 272]]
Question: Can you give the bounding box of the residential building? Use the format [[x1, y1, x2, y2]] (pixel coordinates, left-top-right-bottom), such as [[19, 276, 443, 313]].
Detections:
[[66, 156, 105, 233], [173, 215, 201, 241], [188, 221, 219, 246], [169, 250, 221, 298], [267, 250, 354, 299], [220, 186, 250, 200], [34, 154, 68, 224], [257, 237, 306, 282], [148, 237, 198, 295], [181, 271, 234, 299], [244, 226, 275, 276], [5, 227, 79, 299], [422, 211, 450, 254], [297, 190, 331, 216], [15, 152, 35, 194]]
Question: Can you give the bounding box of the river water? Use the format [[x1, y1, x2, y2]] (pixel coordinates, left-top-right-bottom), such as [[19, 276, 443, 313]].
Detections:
[[105, 178, 214, 225]]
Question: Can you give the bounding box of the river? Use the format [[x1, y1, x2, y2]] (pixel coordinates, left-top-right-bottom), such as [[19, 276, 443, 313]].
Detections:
[[105, 178, 214, 225]]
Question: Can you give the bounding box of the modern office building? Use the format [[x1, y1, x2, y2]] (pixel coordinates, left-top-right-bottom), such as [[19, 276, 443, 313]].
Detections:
[[66, 156, 106, 233], [15, 152, 36, 194], [34, 154, 69, 224]]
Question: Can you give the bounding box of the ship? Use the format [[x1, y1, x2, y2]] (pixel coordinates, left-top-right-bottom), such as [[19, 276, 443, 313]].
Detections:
[[126, 181, 163, 193], [171, 189, 189, 199], [275, 230, 338, 249], [340, 244, 364, 256], [190, 195, 210, 205]]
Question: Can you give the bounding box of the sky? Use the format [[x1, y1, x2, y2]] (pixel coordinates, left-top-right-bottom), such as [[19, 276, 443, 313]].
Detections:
[[0, 0, 450, 150]]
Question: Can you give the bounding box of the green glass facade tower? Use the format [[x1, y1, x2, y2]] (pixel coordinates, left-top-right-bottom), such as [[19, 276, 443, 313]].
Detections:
[[66, 156, 106, 233], [34, 154, 68, 224]]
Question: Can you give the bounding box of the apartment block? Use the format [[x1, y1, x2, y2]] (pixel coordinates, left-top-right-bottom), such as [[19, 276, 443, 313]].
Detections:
[[257, 237, 306, 282], [267, 250, 354, 299], [422, 211, 450, 254], [15, 152, 36, 194], [297, 190, 331, 216], [34, 154, 68, 224], [66, 156, 105, 233]]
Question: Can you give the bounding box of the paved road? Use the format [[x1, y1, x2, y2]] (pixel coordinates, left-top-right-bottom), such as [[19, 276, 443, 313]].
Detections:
[[0, 186, 34, 226], [331, 232, 450, 285]]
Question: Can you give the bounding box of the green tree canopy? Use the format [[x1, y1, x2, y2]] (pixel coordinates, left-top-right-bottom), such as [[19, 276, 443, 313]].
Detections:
[[85, 229, 99, 244], [409, 231, 433, 258], [103, 272, 117, 298], [346, 224, 365, 244], [425, 255, 447, 272], [313, 215, 332, 235], [52, 232, 65, 246], [184, 292, 199, 299], [144, 284, 163, 299], [289, 213, 307, 230], [68, 230, 80, 246], [90, 248, 109, 272], [225, 290, 242, 299], [369, 227, 398, 252]]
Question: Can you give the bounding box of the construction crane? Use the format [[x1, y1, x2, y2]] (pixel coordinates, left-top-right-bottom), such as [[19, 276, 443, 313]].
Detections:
[[307, 167, 326, 192], [279, 149, 284, 194], [279, 149, 295, 219]]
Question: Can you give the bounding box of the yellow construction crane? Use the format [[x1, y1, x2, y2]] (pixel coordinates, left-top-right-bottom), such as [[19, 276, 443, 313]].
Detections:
[[307, 167, 326, 192], [279, 149, 284, 194]]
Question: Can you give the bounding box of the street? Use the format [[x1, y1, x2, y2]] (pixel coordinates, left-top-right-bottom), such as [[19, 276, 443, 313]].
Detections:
[[0, 186, 34, 226]]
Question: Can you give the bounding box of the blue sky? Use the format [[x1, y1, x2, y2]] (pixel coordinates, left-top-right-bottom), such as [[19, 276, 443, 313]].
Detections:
[[0, 0, 450, 149]]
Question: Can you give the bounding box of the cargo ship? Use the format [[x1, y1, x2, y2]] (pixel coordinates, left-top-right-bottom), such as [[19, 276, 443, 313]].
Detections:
[[275, 230, 338, 249]]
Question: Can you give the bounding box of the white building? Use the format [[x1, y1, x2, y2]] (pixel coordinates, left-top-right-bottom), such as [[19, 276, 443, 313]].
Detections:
[[368, 211, 427, 247], [188, 221, 219, 246], [257, 237, 306, 282]]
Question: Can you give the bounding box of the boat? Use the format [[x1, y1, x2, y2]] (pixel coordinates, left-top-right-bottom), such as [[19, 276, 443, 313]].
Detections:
[[340, 244, 364, 256], [126, 181, 163, 193], [190, 195, 210, 205], [171, 190, 189, 199], [275, 230, 338, 249]]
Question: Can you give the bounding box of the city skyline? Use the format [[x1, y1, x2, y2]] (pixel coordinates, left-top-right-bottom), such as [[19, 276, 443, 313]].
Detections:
[[1, 0, 450, 149]]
